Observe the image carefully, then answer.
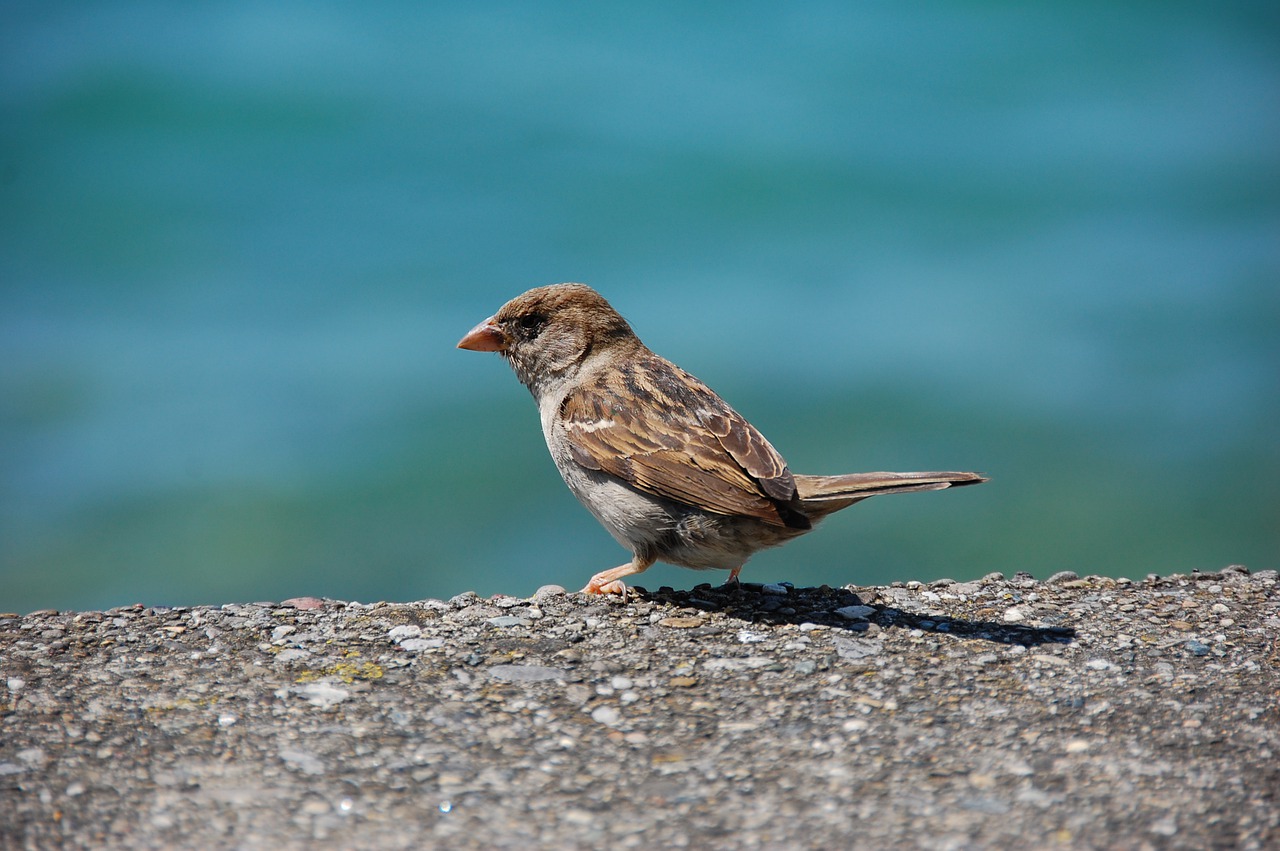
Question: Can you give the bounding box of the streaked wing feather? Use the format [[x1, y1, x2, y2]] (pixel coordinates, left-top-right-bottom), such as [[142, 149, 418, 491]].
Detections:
[[560, 355, 797, 526]]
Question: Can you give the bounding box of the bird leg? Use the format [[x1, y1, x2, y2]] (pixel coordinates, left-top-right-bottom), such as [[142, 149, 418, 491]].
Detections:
[[724, 565, 744, 587], [581, 555, 655, 596]]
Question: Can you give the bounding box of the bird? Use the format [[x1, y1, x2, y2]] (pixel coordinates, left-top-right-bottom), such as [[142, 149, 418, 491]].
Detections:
[[457, 283, 987, 595]]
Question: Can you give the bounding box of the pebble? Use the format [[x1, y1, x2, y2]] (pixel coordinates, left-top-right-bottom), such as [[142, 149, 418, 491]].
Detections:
[[488, 665, 566, 683], [279, 749, 326, 776], [703, 657, 776, 671], [590, 706, 622, 727], [762, 583, 789, 595], [285, 683, 350, 709], [387, 625, 422, 642], [399, 638, 444, 652], [834, 605, 876, 621], [280, 597, 326, 610], [487, 616, 531, 628], [1185, 640, 1211, 657], [832, 637, 883, 660], [273, 649, 311, 664]]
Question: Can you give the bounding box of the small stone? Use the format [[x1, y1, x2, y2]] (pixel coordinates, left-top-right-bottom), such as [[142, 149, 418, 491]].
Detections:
[[659, 617, 704, 629], [832, 637, 883, 660], [287, 682, 350, 709], [534, 585, 568, 599], [1047, 571, 1079, 584], [17, 749, 45, 766], [1002, 607, 1025, 623], [762, 583, 789, 595], [1085, 659, 1115, 671], [448, 592, 481, 608], [270, 625, 296, 641], [281, 597, 325, 610], [387, 625, 422, 642], [66, 782, 86, 797], [487, 616, 530, 628], [834, 605, 875, 621], [279, 748, 326, 776], [489, 664, 566, 683], [590, 706, 622, 727], [399, 638, 444, 652], [737, 629, 769, 644], [668, 676, 698, 688], [703, 657, 776, 671], [1185, 640, 1211, 657], [273, 648, 311, 664]]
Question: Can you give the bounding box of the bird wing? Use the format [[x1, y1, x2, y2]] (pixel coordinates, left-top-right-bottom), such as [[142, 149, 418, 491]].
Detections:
[[558, 353, 804, 528]]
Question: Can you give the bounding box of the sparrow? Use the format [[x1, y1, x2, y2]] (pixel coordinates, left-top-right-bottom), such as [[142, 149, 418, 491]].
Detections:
[[458, 283, 987, 595]]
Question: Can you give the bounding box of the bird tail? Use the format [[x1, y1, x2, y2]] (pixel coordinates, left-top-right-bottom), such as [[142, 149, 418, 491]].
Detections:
[[794, 471, 988, 503]]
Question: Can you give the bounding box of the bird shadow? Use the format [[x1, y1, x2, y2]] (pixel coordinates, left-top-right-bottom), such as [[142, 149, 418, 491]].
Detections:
[[632, 581, 1075, 647]]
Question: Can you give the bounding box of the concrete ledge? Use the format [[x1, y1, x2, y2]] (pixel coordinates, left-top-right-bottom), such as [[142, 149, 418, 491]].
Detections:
[[2, 567, 1277, 849]]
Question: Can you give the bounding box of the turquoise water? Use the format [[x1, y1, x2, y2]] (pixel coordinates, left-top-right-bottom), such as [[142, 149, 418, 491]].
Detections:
[[2, 4, 1277, 613]]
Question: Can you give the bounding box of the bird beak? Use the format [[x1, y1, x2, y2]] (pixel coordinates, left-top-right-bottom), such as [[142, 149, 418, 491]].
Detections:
[[457, 317, 509, 352]]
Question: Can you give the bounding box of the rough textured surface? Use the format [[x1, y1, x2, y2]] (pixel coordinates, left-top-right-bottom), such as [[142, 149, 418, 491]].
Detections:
[[2, 566, 1277, 850]]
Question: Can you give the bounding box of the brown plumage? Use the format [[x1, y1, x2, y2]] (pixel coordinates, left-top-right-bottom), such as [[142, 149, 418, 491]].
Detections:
[[458, 283, 986, 595]]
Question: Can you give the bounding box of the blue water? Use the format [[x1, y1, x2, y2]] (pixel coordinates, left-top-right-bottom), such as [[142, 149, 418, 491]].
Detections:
[[2, 3, 1277, 613]]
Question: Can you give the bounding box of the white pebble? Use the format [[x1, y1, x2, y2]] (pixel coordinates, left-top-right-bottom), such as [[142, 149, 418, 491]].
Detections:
[[590, 706, 622, 727], [387, 625, 422, 642]]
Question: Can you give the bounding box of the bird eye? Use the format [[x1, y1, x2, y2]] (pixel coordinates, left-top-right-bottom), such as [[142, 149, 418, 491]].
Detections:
[[516, 314, 546, 336]]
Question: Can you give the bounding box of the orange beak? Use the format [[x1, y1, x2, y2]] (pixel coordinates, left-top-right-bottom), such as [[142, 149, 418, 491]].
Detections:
[[457, 317, 508, 352]]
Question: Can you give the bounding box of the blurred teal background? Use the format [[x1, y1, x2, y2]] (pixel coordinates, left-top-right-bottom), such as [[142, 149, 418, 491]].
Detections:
[[2, 3, 1277, 614]]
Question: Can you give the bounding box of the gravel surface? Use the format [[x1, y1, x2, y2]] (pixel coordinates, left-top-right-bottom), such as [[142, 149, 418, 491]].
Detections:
[[2, 566, 1277, 850]]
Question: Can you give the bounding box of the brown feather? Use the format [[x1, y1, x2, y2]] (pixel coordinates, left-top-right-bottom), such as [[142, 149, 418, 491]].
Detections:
[[794, 471, 988, 501], [560, 351, 805, 528]]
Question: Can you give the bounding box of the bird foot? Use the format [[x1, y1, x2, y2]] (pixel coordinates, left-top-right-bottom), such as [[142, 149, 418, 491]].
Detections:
[[580, 557, 654, 597], [581, 578, 629, 596]]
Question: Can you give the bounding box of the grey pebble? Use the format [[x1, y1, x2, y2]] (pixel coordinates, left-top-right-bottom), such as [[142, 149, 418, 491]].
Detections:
[[279, 749, 326, 776], [1185, 640, 1211, 657], [488, 664, 567, 683], [398, 638, 444, 652], [487, 616, 531, 628], [832, 637, 883, 660], [273, 648, 311, 664]]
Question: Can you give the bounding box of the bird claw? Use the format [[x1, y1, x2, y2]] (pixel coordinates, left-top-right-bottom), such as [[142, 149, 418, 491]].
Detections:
[[581, 578, 629, 596]]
